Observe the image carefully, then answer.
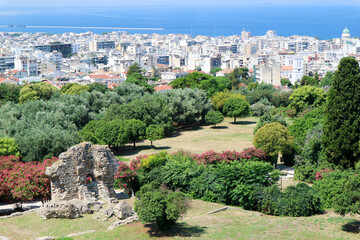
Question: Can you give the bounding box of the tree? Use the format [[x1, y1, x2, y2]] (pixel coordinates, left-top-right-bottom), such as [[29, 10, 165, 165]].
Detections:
[[205, 111, 224, 127], [146, 125, 164, 147], [228, 67, 250, 88], [169, 72, 210, 89], [211, 90, 246, 113], [323, 57, 360, 169], [0, 83, 21, 106], [319, 72, 334, 86], [123, 119, 146, 149], [127, 62, 143, 76], [162, 88, 212, 125], [210, 67, 222, 75], [281, 79, 292, 87], [198, 77, 232, 97], [135, 184, 188, 230], [19, 82, 60, 104], [0, 137, 20, 157], [102, 95, 173, 133], [125, 73, 154, 93], [223, 97, 250, 123], [289, 86, 326, 113], [300, 76, 318, 86], [88, 83, 108, 93], [62, 83, 90, 95], [254, 122, 294, 164]]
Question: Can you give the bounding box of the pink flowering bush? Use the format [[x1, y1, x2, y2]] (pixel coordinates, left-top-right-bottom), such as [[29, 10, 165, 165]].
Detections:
[[193, 147, 267, 164], [0, 155, 58, 203], [315, 168, 333, 180], [114, 158, 141, 195]]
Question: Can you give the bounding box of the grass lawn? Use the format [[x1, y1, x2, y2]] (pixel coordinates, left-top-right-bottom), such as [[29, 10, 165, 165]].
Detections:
[[1, 200, 359, 240], [115, 117, 258, 160]]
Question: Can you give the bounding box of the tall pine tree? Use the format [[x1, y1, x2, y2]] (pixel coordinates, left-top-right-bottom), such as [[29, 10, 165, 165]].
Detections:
[[323, 57, 360, 169]]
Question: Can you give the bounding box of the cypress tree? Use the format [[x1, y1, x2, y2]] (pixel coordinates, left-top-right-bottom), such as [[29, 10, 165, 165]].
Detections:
[[323, 57, 360, 168]]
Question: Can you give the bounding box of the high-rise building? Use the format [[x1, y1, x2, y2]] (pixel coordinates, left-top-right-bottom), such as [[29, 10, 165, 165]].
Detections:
[[34, 42, 72, 58]]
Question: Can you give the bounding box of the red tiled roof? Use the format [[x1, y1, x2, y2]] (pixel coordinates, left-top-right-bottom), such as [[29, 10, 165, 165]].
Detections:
[[281, 66, 293, 71], [0, 77, 7, 83], [154, 85, 172, 91], [107, 83, 119, 89]]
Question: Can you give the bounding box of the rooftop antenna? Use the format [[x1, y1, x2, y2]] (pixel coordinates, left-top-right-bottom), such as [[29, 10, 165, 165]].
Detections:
[[214, 25, 216, 37], [191, 25, 193, 37]]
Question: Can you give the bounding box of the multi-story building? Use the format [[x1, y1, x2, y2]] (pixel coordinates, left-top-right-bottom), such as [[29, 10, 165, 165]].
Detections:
[[34, 42, 72, 58], [0, 56, 15, 72]]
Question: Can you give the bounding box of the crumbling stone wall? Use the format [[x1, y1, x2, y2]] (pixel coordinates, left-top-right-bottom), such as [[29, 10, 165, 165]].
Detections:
[[45, 142, 119, 202]]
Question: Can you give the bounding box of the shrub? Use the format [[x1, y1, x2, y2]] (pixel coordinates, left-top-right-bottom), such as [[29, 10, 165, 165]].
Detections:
[[250, 102, 275, 117], [289, 86, 326, 113], [254, 183, 323, 217], [312, 169, 355, 209], [0, 137, 20, 157], [135, 184, 188, 230], [333, 173, 360, 215], [205, 111, 224, 127], [277, 183, 323, 217], [253, 113, 287, 134], [114, 159, 141, 195], [191, 148, 267, 165], [0, 156, 58, 203]]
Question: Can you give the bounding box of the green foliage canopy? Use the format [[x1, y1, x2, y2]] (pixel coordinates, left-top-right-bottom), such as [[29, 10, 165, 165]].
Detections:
[[323, 57, 360, 169], [19, 82, 60, 104], [254, 122, 293, 163], [0, 137, 20, 157], [223, 97, 250, 122], [289, 86, 326, 113]]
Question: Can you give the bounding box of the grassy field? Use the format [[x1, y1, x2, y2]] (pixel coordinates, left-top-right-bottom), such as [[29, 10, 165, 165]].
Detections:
[[115, 117, 258, 161], [1, 200, 359, 240]]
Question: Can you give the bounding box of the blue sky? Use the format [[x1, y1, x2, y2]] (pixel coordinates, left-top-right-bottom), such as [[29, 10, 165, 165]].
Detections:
[[1, 0, 360, 7]]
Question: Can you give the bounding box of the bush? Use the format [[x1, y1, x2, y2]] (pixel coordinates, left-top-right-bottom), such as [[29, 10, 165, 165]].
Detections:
[[114, 159, 141, 195], [0, 137, 20, 157], [289, 86, 326, 113], [135, 184, 188, 230], [0, 156, 58, 203], [192, 148, 267, 165], [205, 111, 224, 127], [250, 102, 275, 117], [253, 113, 287, 134], [278, 183, 323, 217], [254, 183, 323, 217], [312, 169, 354, 209], [333, 173, 360, 215]]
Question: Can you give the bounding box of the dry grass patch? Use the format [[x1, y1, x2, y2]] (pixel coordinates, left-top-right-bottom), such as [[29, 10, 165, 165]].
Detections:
[[115, 117, 258, 160]]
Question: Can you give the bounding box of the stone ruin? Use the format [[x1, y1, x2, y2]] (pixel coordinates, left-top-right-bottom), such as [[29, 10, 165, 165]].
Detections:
[[38, 142, 136, 223]]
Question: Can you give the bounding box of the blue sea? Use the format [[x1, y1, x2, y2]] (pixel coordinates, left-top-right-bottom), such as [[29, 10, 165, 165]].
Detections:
[[0, 6, 360, 39]]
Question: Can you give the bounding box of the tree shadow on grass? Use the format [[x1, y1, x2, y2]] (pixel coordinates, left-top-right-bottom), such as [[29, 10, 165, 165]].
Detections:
[[112, 145, 171, 157], [210, 126, 228, 129], [342, 220, 360, 234], [230, 121, 257, 125], [145, 222, 207, 238]]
